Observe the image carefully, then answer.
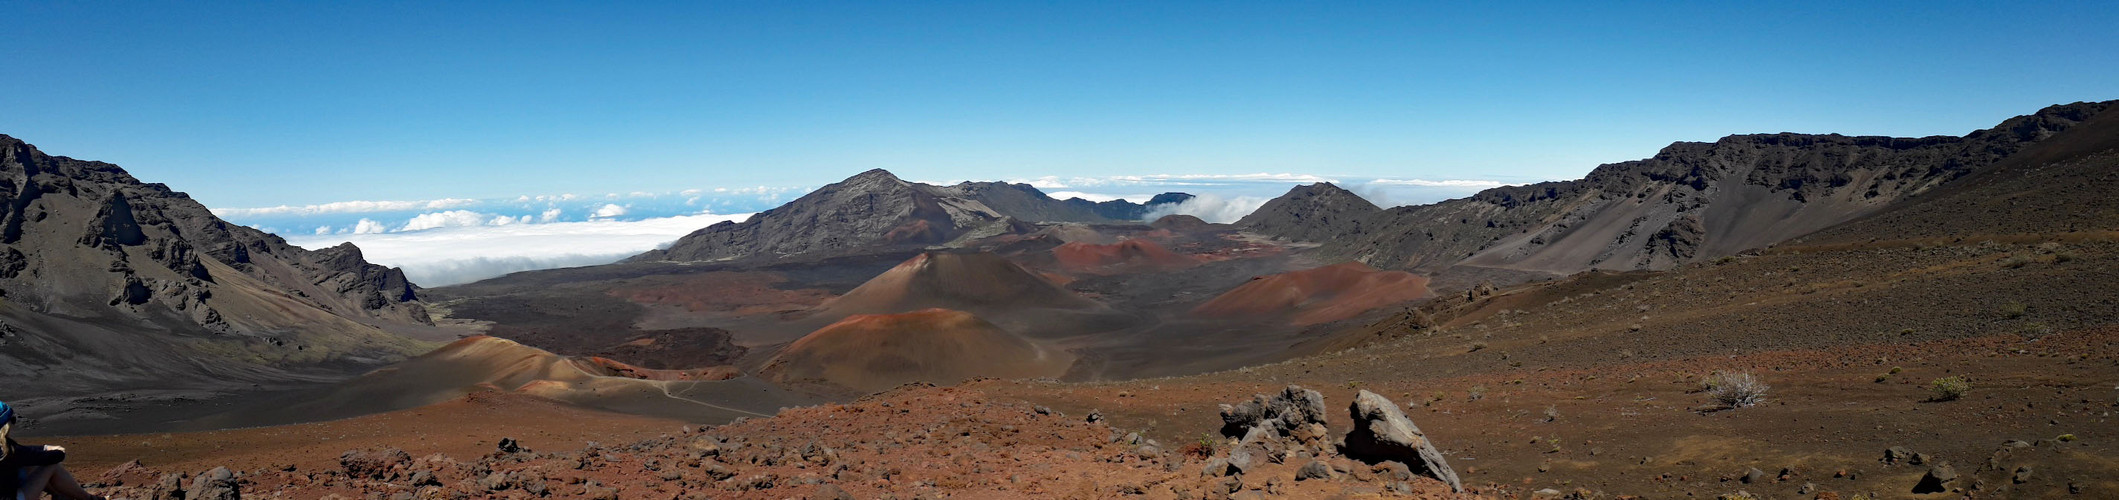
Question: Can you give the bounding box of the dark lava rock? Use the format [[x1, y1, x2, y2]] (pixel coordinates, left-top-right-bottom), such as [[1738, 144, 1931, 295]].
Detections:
[[1913, 463, 1958, 494]]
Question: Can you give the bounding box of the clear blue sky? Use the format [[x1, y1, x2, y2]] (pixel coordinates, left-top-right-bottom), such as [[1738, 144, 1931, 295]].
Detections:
[[3, 1, 2114, 209]]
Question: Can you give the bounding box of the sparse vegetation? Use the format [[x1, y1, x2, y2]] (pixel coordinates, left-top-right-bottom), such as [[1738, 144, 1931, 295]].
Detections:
[[1467, 385, 1486, 401], [1876, 366, 1903, 383], [1998, 301, 2028, 319], [1929, 376, 1969, 401], [2057, 433, 2078, 442], [1704, 371, 1768, 408]]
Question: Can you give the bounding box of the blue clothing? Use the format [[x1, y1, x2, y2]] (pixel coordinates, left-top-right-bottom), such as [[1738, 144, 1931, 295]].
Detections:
[[0, 438, 66, 499]]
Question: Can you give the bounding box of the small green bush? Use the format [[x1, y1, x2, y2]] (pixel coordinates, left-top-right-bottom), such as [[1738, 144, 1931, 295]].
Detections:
[[1930, 376, 1970, 401]]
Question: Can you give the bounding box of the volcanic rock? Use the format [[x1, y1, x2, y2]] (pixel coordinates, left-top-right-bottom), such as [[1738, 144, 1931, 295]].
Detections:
[[1913, 462, 1958, 494], [1342, 390, 1462, 492], [187, 466, 239, 500], [1218, 385, 1328, 438]]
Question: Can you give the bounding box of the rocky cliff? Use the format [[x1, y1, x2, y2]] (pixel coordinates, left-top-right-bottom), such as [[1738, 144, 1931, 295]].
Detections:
[[0, 134, 437, 398]]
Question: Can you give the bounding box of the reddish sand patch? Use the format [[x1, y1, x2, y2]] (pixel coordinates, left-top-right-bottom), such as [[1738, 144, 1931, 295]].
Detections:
[[1051, 239, 1202, 274], [1192, 262, 1434, 325], [760, 308, 1074, 392], [817, 251, 1100, 316]]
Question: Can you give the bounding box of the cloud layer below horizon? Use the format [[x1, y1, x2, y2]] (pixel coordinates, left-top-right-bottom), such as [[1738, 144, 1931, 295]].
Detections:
[[227, 172, 1532, 286]]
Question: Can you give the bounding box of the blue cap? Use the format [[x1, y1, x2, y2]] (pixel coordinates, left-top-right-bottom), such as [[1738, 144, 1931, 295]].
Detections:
[[0, 400, 12, 424]]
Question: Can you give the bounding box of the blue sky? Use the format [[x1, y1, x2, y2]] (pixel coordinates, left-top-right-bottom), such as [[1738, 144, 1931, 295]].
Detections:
[[3, 1, 2113, 284]]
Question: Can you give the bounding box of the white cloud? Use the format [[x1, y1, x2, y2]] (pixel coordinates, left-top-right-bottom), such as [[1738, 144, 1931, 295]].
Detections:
[[400, 210, 491, 231], [591, 204, 628, 218], [1365, 178, 1510, 188], [1142, 194, 1269, 224], [313, 226, 332, 235], [211, 198, 478, 217], [1046, 191, 1124, 203], [1011, 176, 1071, 189], [539, 208, 563, 222], [351, 218, 389, 234], [288, 213, 753, 286]]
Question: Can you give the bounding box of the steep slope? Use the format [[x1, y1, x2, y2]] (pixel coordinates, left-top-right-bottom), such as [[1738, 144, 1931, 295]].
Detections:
[[0, 134, 438, 399], [1246, 101, 2113, 273], [1190, 262, 1433, 326], [631, 170, 1189, 263], [759, 308, 1074, 392]]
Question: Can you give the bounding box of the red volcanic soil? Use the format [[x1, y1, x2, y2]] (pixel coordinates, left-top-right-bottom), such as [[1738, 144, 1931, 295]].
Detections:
[[1052, 239, 1202, 274], [817, 251, 1101, 316], [1192, 262, 1434, 326], [73, 385, 1468, 499], [760, 308, 1074, 392], [607, 271, 835, 314]]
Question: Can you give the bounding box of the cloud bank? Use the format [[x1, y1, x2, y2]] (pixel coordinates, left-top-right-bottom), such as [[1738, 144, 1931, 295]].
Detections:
[[286, 213, 749, 286], [1142, 194, 1271, 224]]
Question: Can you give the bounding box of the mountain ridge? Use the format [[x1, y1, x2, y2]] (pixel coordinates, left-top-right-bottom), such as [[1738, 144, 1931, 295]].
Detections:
[[1242, 100, 2116, 274], [631, 169, 1191, 263], [0, 134, 441, 399]]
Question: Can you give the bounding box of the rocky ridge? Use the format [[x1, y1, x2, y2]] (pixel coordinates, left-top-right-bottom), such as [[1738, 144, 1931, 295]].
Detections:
[[1245, 101, 2115, 274], [0, 134, 436, 399], [632, 169, 1190, 263]]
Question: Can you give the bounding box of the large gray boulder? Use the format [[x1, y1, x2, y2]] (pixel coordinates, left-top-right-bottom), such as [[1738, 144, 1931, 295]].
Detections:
[[187, 466, 240, 500], [1218, 385, 1328, 438], [1343, 390, 1462, 492]]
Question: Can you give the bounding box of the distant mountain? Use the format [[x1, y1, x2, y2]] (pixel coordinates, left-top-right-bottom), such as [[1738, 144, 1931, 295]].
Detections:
[[1234, 182, 1381, 243], [1244, 100, 2115, 274], [631, 169, 1190, 262], [0, 134, 437, 399]]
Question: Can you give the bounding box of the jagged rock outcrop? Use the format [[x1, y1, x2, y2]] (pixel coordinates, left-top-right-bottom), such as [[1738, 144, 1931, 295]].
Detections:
[[632, 170, 1190, 262], [1344, 390, 1462, 492], [1214, 386, 1334, 476], [0, 134, 436, 399], [1246, 101, 2115, 274]]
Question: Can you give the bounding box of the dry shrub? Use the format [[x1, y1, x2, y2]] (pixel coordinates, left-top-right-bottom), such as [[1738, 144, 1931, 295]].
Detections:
[[1705, 371, 1768, 408]]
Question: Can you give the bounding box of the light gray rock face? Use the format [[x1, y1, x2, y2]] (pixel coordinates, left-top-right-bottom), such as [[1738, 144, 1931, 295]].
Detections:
[[1344, 390, 1462, 492], [187, 466, 240, 500]]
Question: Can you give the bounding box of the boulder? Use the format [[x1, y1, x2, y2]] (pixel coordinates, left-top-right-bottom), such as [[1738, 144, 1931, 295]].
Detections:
[[1912, 463, 1957, 494], [1342, 390, 1462, 492], [187, 466, 239, 500], [1218, 385, 1327, 438], [1296, 460, 1334, 481]]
